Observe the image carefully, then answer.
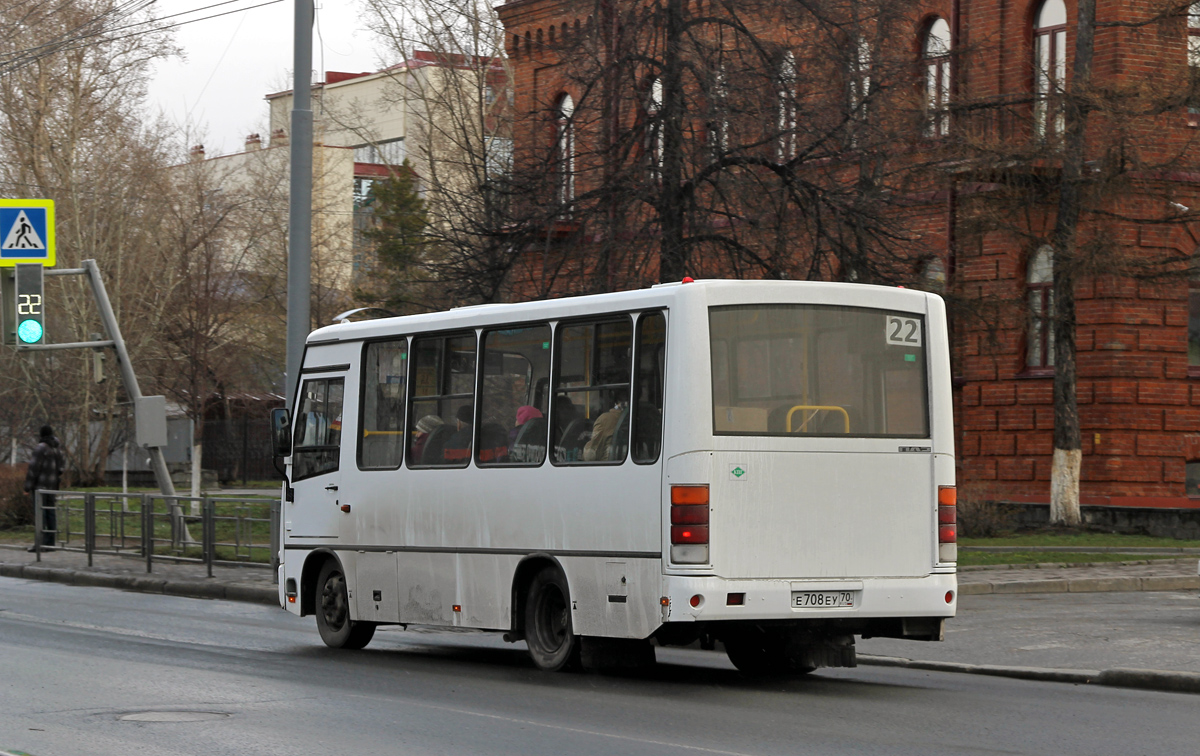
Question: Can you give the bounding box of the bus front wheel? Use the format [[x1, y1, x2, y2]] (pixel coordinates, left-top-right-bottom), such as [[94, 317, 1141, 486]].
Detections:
[[315, 560, 376, 650], [524, 567, 580, 671]]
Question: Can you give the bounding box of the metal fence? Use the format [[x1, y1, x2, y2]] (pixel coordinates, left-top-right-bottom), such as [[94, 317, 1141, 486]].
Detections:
[[32, 490, 280, 577]]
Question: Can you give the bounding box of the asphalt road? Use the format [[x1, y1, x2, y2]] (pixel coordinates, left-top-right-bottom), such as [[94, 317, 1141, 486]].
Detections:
[[2, 576, 1197, 756]]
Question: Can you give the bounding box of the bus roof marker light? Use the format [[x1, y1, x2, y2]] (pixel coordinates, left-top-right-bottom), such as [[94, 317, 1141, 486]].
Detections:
[[682, 276, 694, 283]]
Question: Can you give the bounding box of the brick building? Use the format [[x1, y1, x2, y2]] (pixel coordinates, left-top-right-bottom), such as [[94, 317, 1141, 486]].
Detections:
[[495, 0, 1200, 511]]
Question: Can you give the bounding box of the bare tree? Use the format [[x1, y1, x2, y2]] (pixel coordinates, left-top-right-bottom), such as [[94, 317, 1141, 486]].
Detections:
[[0, 0, 178, 483], [950, 0, 1200, 523]]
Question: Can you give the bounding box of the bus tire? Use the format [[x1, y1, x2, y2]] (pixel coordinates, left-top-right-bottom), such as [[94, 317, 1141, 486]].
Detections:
[[315, 560, 376, 650], [724, 628, 815, 677], [524, 567, 580, 671]]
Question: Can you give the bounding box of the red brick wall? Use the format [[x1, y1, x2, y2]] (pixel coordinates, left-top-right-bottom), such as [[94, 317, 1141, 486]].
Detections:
[[498, 0, 1200, 507]]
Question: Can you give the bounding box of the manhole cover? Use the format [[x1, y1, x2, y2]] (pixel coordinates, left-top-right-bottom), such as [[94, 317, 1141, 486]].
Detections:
[[119, 711, 230, 723]]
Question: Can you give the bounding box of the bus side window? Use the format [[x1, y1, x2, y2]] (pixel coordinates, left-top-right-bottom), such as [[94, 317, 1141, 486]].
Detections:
[[552, 316, 633, 464], [632, 311, 666, 464], [479, 323, 551, 466], [407, 332, 477, 467], [359, 339, 408, 470], [292, 377, 345, 481]]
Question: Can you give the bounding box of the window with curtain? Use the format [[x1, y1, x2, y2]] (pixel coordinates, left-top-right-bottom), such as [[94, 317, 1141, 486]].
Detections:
[[645, 78, 664, 180], [1027, 245, 1055, 369], [555, 94, 575, 213], [1034, 0, 1067, 140], [776, 51, 798, 160], [1188, 4, 1200, 116], [924, 19, 951, 138]]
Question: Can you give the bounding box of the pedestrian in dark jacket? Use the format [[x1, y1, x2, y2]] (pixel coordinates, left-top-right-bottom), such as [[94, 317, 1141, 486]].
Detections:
[[24, 425, 65, 550]]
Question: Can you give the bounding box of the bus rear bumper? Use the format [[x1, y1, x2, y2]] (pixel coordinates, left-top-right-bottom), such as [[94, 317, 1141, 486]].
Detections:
[[660, 572, 957, 626]]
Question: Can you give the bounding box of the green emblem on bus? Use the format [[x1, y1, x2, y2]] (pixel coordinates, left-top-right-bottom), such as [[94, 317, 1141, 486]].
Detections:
[[732, 466, 745, 478]]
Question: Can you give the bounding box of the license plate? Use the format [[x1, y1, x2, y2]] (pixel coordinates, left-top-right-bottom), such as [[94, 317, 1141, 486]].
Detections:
[[792, 591, 856, 608]]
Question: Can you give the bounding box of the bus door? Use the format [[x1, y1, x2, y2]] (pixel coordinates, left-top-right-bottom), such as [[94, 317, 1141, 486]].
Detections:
[[287, 375, 347, 541]]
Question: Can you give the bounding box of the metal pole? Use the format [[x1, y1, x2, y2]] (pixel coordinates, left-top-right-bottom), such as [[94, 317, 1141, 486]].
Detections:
[[286, 0, 314, 410], [142, 493, 152, 574], [33, 490, 42, 562], [85, 492, 95, 568], [204, 498, 214, 578], [82, 260, 176, 498]]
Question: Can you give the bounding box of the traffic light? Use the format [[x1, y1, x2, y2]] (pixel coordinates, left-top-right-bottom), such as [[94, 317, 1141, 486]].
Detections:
[[14, 263, 44, 346]]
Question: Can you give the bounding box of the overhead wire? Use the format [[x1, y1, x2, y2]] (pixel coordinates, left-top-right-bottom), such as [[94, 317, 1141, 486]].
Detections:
[[0, 0, 159, 72], [0, 0, 284, 75]]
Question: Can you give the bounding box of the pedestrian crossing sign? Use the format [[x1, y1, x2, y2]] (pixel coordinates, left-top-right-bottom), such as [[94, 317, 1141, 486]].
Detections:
[[0, 199, 55, 267]]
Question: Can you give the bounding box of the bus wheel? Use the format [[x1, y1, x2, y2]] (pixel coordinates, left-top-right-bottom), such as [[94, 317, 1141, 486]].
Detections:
[[524, 567, 580, 671], [724, 629, 815, 677], [316, 560, 376, 650]]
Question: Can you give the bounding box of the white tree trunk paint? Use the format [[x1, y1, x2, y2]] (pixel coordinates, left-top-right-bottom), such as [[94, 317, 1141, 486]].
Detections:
[[1050, 447, 1081, 525], [190, 442, 202, 515]]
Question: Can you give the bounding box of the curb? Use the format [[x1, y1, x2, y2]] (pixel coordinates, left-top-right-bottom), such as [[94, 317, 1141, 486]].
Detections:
[[959, 575, 1200, 595], [857, 655, 1200, 694], [0, 562, 277, 606]]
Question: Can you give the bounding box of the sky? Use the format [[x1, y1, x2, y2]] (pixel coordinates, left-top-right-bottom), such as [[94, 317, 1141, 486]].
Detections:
[[146, 0, 383, 157]]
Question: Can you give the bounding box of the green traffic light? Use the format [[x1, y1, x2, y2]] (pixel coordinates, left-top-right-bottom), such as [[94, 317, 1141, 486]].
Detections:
[[17, 318, 42, 344]]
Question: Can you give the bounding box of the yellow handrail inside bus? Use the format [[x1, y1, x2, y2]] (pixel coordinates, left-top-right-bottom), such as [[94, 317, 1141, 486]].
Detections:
[[786, 405, 850, 433], [362, 430, 406, 436]]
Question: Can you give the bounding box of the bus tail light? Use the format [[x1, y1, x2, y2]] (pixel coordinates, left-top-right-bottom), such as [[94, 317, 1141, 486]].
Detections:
[[938, 486, 957, 562], [671, 485, 709, 564]]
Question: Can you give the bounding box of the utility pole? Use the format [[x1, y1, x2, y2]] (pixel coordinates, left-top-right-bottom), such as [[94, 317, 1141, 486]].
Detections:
[[285, 0, 314, 411]]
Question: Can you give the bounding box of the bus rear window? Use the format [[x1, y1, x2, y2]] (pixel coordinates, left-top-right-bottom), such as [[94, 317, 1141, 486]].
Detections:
[[709, 304, 929, 438]]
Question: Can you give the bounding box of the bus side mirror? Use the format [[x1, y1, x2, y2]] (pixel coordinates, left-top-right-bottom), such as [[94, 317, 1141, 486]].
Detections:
[[271, 408, 292, 457]]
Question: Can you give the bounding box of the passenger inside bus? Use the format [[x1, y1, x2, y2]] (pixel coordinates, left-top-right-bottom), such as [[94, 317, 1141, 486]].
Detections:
[[442, 404, 474, 463], [584, 395, 628, 461], [411, 415, 445, 462], [507, 405, 546, 463]]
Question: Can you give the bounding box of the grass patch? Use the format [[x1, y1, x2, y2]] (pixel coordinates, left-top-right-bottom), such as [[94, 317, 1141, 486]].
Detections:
[[960, 532, 1200, 549]]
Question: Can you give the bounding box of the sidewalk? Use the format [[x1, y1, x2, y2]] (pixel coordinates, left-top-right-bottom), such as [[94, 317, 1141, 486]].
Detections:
[[2, 543, 1198, 693], [0, 543, 276, 604]]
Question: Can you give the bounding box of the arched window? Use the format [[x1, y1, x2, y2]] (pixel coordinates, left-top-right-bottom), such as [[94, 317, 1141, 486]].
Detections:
[[709, 64, 729, 156], [1034, 0, 1067, 140], [921, 256, 947, 292], [848, 36, 872, 117], [555, 94, 575, 212], [1027, 245, 1055, 368], [1188, 251, 1200, 371], [924, 18, 951, 138], [776, 51, 798, 161], [645, 77, 664, 180], [1188, 4, 1200, 118]]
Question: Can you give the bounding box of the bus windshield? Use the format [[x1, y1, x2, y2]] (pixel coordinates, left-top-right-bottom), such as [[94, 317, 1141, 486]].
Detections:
[[709, 304, 929, 437]]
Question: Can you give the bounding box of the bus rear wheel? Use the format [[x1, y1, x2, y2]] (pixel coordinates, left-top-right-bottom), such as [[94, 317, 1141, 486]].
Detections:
[[524, 567, 580, 671], [315, 560, 376, 650]]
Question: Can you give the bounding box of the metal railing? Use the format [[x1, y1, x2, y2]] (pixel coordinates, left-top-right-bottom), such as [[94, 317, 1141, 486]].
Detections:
[[32, 490, 280, 577]]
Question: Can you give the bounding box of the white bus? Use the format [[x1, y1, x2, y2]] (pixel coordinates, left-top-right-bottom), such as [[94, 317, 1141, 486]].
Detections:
[[273, 279, 957, 674]]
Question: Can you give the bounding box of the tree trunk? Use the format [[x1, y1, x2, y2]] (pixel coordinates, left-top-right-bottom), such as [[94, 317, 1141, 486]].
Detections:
[[1048, 0, 1095, 526], [658, 0, 687, 282]]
